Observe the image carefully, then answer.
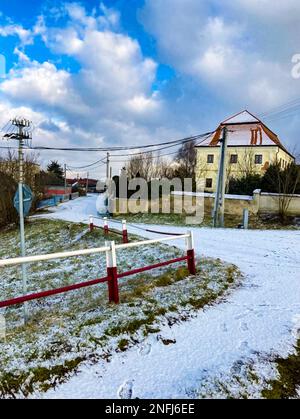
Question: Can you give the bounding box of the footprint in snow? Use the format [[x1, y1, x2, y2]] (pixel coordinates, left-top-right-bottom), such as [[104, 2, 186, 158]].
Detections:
[[240, 322, 248, 331], [118, 380, 134, 399], [139, 343, 152, 356], [221, 322, 228, 332], [239, 341, 249, 351]]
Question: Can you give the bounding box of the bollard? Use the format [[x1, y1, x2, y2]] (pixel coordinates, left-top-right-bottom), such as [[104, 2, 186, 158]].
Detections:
[[122, 220, 128, 244], [104, 217, 109, 235], [243, 209, 249, 230], [89, 215, 94, 232], [106, 241, 119, 304], [186, 231, 196, 275]]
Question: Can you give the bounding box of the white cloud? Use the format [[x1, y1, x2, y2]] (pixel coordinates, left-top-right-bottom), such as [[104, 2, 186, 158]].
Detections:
[[0, 61, 87, 117], [0, 3, 169, 176], [141, 0, 300, 108], [231, 0, 300, 22], [0, 24, 33, 45], [139, 0, 300, 152], [1, 0, 299, 169]]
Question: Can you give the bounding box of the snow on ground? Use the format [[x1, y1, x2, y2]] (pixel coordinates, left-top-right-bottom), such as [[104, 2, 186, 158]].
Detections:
[[35, 195, 300, 398]]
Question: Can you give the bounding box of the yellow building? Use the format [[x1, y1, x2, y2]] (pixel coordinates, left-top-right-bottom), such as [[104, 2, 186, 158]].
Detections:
[[196, 110, 295, 192]]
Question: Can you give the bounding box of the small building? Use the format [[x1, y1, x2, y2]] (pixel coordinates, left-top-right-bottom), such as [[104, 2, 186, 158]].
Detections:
[[44, 185, 72, 196], [195, 110, 295, 192], [67, 178, 98, 193]]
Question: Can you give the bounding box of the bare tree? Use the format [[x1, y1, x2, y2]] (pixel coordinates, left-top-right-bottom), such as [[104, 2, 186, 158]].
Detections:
[[0, 171, 18, 228], [0, 151, 42, 227], [0, 150, 40, 189], [176, 140, 197, 178], [262, 159, 300, 222], [237, 148, 256, 177], [126, 152, 158, 181]]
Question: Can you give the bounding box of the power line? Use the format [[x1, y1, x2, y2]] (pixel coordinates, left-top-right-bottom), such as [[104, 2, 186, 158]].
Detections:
[[109, 137, 202, 158], [66, 162, 106, 172], [67, 157, 106, 170], [109, 134, 212, 162], [263, 107, 300, 123], [259, 97, 300, 119], [16, 131, 213, 152]]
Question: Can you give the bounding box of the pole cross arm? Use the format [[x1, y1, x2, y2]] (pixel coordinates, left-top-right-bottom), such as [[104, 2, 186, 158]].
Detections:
[[3, 133, 21, 140]]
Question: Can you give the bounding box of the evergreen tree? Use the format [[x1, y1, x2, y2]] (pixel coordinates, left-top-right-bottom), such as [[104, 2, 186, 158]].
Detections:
[[47, 161, 64, 181]]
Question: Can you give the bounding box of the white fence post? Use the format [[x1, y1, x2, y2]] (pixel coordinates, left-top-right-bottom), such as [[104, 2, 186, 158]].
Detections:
[[122, 220, 128, 244], [243, 209, 249, 230], [0, 315, 6, 342], [186, 231, 196, 275], [89, 215, 94, 232], [104, 217, 109, 235], [105, 241, 119, 303]]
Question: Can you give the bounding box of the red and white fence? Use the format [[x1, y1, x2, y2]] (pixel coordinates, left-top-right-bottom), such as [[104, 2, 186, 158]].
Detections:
[[88, 216, 186, 243], [89, 216, 128, 243], [0, 232, 196, 310]]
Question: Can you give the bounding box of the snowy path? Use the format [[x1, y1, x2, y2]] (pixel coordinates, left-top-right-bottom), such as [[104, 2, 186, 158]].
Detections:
[[36, 195, 300, 398]]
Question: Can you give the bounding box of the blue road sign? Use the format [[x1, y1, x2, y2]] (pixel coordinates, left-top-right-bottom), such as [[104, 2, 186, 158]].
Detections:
[[13, 185, 34, 217]]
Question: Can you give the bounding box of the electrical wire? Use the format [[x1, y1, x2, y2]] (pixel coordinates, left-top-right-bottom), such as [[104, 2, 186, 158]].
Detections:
[[21, 131, 213, 152], [110, 134, 211, 162], [67, 158, 106, 170], [259, 97, 300, 119]]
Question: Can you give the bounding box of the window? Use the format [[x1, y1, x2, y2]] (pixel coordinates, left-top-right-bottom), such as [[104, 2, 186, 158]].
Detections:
[[255, 154, 263, 165], [230, 154, 238, 164], [205, 178, 213, 188], [207, 154, 214, 164]]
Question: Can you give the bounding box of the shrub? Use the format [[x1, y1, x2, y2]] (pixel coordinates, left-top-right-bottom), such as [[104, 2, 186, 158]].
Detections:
[[0, 172, 18, 228], [228, 174, 262, 196]]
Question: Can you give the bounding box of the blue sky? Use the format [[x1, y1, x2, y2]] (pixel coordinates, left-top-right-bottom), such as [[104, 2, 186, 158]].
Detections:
[[0, 0, 299, 175]]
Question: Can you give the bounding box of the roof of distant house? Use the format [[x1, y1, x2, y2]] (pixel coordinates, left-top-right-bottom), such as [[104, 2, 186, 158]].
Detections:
[[196, 110, 294, 159], [67, 178, 98, 186]]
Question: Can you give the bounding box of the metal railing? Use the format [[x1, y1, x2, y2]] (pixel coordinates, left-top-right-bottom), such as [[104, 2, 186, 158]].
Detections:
[[0, 232, 196, 311]]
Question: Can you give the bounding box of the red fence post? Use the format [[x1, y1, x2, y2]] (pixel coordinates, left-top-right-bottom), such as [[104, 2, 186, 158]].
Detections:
[[104, 217, 109, 235], [106, 241, 119, 304], [89, 215, 94, 232], [122, 220, 128, 244], [186, 231, 196, 275]]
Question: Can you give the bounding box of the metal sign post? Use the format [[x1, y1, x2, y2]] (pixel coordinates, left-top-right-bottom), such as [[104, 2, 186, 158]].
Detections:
[[18, 141, 28, 322], [213, 127, 228, 228], [17, 130, 29, 322], [3, 118, 32, 324]]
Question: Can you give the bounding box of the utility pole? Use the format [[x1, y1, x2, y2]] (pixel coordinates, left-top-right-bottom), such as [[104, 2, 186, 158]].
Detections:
[[213, 126, 228, 228], [106, 152, 110, 181], [105, 152, 110, 214], [64, 164, 67, 195], [86, 171, 89, 194], [11, 118, 32, 323]]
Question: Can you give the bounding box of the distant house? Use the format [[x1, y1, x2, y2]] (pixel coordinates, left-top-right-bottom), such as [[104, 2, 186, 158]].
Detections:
[[44, 185, 71, 196], [195, 110, 295, 192], [67, 178, 98, 193]]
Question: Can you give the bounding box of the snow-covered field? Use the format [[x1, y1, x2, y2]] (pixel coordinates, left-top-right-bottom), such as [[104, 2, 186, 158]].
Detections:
[[0, 206, 238, 399], [31, 195, 300, 398]]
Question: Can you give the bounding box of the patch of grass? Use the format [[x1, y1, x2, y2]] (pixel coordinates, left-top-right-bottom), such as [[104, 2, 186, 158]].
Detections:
[[226, 266, 239, 284], [105, 308, 167, 337], [118, 339, 130, 352], [144, 326, 161, 335], [0, 218, 241, 398], [185, 292, 217, 310], [262, 340, 300, 399], [112, 199, 299, 230], [106, 318, 147, 337], [0, 358, 83, 398]]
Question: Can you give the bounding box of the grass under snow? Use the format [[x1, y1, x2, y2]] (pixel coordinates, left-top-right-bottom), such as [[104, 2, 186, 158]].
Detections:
[[0, 219, 241, 398]]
